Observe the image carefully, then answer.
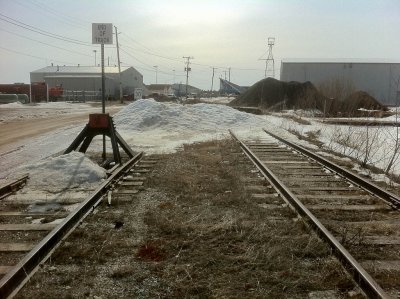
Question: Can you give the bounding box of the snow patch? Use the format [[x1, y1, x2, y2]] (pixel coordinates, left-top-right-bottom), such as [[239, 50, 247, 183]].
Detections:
[[0, 102, 24, 108], [17, 151, 106, 192], [199, 97, 234, 104]]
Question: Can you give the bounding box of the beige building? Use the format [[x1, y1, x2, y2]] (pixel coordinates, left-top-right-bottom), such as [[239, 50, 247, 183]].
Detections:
[[30, 65, 143, 100]]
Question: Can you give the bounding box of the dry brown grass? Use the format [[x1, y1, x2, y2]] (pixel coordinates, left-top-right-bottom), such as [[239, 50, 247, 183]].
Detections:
[[138, 139, 356, 298], [280, 114, 312, 125], [15, 139, 359, 299]]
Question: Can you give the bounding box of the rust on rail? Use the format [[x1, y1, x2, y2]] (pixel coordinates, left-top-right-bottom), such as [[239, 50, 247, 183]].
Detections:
[[0, 174, 29, 200]]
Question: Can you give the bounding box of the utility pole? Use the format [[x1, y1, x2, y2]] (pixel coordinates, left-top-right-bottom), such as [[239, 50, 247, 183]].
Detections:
[[114, 26, 123, 103], [93, 50, 97, 66], [173, 69, 175, 84], [211, 67, 216, 91], [228, 67, 231, 81], [223, 70, 227, 80], [153, 65, 158, 84], [183, 56, 193, 97]]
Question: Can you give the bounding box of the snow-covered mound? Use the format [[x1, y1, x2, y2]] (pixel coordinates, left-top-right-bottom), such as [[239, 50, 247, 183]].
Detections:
[[18, 152, 106, 192], [34, 102, 91, 109], [0, 101, 25, 108], [114, 98, 266, 133], [0, 101, 94, 123], [199, 97, 234, 104]]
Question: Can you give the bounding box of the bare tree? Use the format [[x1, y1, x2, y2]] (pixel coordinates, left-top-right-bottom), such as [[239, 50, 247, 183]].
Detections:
[[384, 127, 400, 175], [384, 76, 400, 175], [318, 77, 356, 101], [360, 124, 381, 167]]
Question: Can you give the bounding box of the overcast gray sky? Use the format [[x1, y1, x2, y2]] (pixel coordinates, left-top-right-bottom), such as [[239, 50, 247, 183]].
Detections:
[[0, 0, 399, 90]]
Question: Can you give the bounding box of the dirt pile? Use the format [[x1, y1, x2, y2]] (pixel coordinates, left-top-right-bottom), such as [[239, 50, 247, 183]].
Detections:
[[230, 78, 387, 116], [338, 91, 388, 116], [230, 78, 327, 111]]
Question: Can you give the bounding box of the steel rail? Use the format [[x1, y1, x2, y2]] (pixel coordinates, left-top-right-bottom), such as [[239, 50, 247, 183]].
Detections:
[[263, 129, 400, 209], [229, 130, 390, 299], [0, 152, 143, 299], [0, 174, 29, 200]]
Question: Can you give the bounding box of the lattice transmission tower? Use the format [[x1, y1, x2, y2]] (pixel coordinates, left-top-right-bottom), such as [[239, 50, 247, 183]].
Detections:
[[260, 37, 275, 78]]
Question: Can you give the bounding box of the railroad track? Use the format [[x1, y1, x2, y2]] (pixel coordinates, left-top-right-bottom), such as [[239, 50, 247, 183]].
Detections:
[[230, 129, 400, 299], [0, 152, 160, 299], [0, 175, 29, 200]]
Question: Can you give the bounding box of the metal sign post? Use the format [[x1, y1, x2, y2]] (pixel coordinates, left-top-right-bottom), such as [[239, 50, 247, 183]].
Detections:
[[92, 23, 113, 160], [101, 43, 106, 159]]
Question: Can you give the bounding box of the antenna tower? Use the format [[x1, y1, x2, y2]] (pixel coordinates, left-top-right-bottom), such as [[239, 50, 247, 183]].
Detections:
[[261, 37, 275, 78]]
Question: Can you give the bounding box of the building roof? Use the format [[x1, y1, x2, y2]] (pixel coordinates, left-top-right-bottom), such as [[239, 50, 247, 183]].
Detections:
[[146, 84, 172, 90], [44, 75, 103, 78], [282, 58, 400, 64], [31, 65, 131, 74], [219, 79, 248, 94], [172, 83, 201, 93]]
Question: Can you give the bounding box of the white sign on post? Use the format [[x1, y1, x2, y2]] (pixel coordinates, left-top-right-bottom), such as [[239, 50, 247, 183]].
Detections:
[[92, 23, 113, 44]]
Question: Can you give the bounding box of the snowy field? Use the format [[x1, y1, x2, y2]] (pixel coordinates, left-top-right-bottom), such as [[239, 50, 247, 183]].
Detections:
[[1, 98, 399, 205], [0, 101, 96, 123]]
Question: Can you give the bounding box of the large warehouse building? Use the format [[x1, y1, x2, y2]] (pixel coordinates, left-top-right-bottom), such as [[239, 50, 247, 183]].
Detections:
[[30, 65, 143, 101], [280, 60, 400, 105]]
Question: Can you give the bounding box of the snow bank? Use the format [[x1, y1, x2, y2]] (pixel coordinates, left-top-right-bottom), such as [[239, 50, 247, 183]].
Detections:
[[112, 99, 272, 153], [0, 102, 25, 108], [35, 102, 91, 109], [0, 101, 91, 109], [114, 99, 266, 133], [18, 152, 106, 192], [382, 114, 400, 121], [199, 97, 234, 104]]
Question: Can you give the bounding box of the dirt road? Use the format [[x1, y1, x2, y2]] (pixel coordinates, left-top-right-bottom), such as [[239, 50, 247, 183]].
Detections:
[[0, 105, 124, 180], [0, 113, 89, 148], [0, 106, 122, 155]]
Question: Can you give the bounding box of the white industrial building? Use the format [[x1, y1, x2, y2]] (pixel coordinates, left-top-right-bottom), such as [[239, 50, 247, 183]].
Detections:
[[146, 84, 174, 96], [280, 60, 400, 105], [30, 65, 143, 100]]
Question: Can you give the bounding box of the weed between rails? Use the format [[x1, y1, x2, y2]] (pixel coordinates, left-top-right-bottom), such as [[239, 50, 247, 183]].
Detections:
[[141, 139, 355, 298], [15, 139, 357, 298]]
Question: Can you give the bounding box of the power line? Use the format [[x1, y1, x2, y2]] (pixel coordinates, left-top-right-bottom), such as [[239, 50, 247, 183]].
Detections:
[[120, 46, 185, 77], [0, 45, 74, 64], [14, 0, 88, 30], [0, 12, 264, 87], [0, 46, 45, 61], [0, 13, 92, 46], [120, 34, 181, 62], [119, 33, 154, 52], [0, 28, 93, 58], [120, 63, 154, 73], [119, 31, 263, 72], [28, 0, 87, 27], [120, 47, 160, 70]]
